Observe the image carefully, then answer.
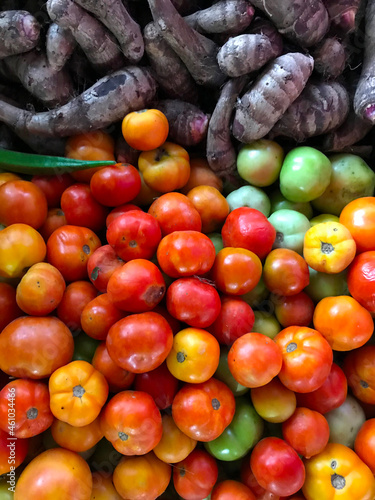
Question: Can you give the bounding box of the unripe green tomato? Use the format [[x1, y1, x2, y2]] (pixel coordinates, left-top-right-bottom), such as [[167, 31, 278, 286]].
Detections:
[[325, 395, 366, 449], [236, 139, 284, 187], [226, 185, 271, 217], [269, 189, 313, 219], [241, 277, 269, 308], [252, 311, 281, 339], [310, 214, 340, 226], [214, 347, 249, 397], [279, 147, 332, 202], [311, 154, 375, 215], [268, 209, 311, 254], [304, 267, 349, 303], [207, 232, 224, 254]]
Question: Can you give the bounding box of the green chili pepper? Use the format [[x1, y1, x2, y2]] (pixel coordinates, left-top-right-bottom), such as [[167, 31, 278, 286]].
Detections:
[[0, 149, 116, 175]]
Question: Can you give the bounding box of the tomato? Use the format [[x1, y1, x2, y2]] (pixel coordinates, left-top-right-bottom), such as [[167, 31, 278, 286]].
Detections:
[[49, 360, 109, 427], [100, 390, 162, 455], [16, 262, 66, 316], [211, 480, 257, 500], [31, 173, 74, 208], [226, 185, 271, 217], [0, 316, 74, 379], [0, 172, 22, 186], [14, 447, 93, 500], [343, 345, 375, 404], [263, 248, 310, 296], [237, 139, 284, 187], [113, 452, 171, 500], [106, 210, 162, 261], [250, 377, 297, 423], [153, 414, 197, 464], [228, 332, 282, 388], [214, 346, 249, 396], [157, 230, 216, 278], [173, 449, 218, 500], [107, 311, 173, 373], [302, 443, 375, 500], [122, 109, 169, 151], [251, 311, 281, 340], [354, 418, 375, 474], [39, 208, 68, 241], [46, 225, 101, 282], [240, 460, 279, 499], [347, 250, 375, 312], [0, 379, 53, 438], [305, 267, 349, 303], [107, 259, 166, 313], [51, 417, 103, 453], [81, 294, 125, 340], [325, 394, 366, 449], [87, 244, 123, 293], [339, 197, 375, 253], [187, 185, 230, 233], [106, 203, 142, 227], [181, 157, 223, 194], [0, 179, 48, 229], [274, 326, 333, 393], [211, 247, 262, 295], [0, 428, 28, 475], [92, 342, 135, 393], [72, 332, 100, 364], [0, 282, 22, 331], [138, 141, 190, 192], [90, 472, 122, 500], [313, 295, 374, 351], [134, 362, 179, 410], [148, 191, 202, 235], [132, 170, 163, 207], [250, 437, 305, 497], [90, 163, 141, 207], [166, 327, 220, 383], [0, 223, 46, 279], [208, 295, 255, 346], [272, 291, 315, 327], [57, 280, 97, 331], [172, 377, 236, 442], [221, 207, 276, 260]]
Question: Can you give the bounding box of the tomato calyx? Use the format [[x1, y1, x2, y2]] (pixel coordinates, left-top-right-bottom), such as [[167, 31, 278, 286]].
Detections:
[[331, 473, 345, 490], [321, 241, 334, 254], [73, 385, 85, 398]]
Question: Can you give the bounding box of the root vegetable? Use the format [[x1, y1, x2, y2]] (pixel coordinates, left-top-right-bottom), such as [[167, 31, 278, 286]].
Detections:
[[0, 10, 41, 59], [46, 0, 125, 74], [217, 32, 283, 77], [322, 0, 362, 33], [143, 22, 199, 103], [232, 52, 314, 143], [147, 0, 226, 87], [155, 99, 210, 146], [206, 76, 248, 175], [249, 0, 329, 47], [270, 81, 350, 142], [322, 110, 373, 151], [184, 0, 255, 35], [46, 23, 76, 72], [0, 66, 157, 138], [310, 37, 347, 79], [73, 0, 144, 64]]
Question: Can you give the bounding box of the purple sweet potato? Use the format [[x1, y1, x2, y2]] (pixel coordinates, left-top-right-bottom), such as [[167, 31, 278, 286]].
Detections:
[[0, 10, 41, 59]]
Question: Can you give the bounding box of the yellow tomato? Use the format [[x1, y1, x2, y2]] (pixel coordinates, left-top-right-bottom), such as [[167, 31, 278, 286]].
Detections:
[[310, 214, 340, 226], [0, 172, 22, 187]]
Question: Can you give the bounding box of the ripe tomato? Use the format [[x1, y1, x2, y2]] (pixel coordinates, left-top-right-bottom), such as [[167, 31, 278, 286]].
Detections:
[[121, 109, 169, 151], [100, 390, 162, 455], [250, 377, 297, 423], [81, 294, 125, 340], [92, 342, 135, 393], [180, 157, 223, 194], [0, 428, 28, 475], [134, 362, 179, 410], [343, 345, 375, 404], [166, 327, 220, 383], [57, 280, 97, 331], [90, 163, 141, 207], [263, 248, 310, 296], [274, 326, 333, 393], [51, 417, 103, 453], [0, 316, 74, 379], [211, 480, 256, 500], [354, 418, 375, 475], [250, 437, 305, 497], [272, 291, 315, 327], [31, 173, 74, 208], [228, 332, 283, 388], [87, 244, 123, 293], [0, 282, 22, 331], [153, 414, 197, 464], [0, 172, 21, 186], [172, 377, 236, 442], [39, 208, 67, 241], [347, 250, 375, 312], [186, 185, 230, 233], [90, 472, 122, 500], [106, 203, 142, 227], [339, 197, 375, 253]]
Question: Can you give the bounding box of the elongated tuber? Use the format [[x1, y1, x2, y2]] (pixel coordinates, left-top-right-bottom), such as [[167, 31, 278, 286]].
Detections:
[[207, 76, 248, 174], [232, 52, 314, 143], [184, 0, 254, 35], [0, 10, 41, 59], [73, 0, 144, 64], [249, 0, 329, 47], [322, 110, 373, 152], [47, 0, 125, 74], [322, 0, 362, 33], [0, 66, 157, 138], [147, 0, 226, 87], [155, 99, 210, 146], [310, 37, 347, 79], [270, 81, 350, 142], [46, 23, 76, 72]]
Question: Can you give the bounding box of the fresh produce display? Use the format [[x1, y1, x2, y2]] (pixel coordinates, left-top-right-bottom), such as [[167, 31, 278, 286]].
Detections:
[[2, 0, 375, 499]]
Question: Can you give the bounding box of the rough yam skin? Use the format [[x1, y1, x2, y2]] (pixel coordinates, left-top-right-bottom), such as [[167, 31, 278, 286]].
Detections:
[[322, 0, 361, 33], [322, 110, 373, 151], [46, 23, 76, 72], [232, 52, 314, 143], [0, 10, 41, 59], [311, 37, 347, 79]]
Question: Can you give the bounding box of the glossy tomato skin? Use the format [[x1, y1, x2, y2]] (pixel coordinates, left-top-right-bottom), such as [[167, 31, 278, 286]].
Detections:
[[87, 244, 123, 293], [263, 249, 310, 296], [90, 163, 141, 207], [0, 283, 22, 331], [211, 480, 257, 500], [250, 437, 305, 497], [354, 418, 375, 474], [134, 362, 179, 410], [186, 185, 230, 234], [347, 251, 375, 312], [92, 342, 135, 393], [122, 109, 169, 151], [31, 173, 74, 208], [340, 197, 375, 253], [57, 280, 97, 331], [273, 291, 315, 327], [221, 207, 276, 260], [81, 294, 125, 340], [46, 225, 101, 282]]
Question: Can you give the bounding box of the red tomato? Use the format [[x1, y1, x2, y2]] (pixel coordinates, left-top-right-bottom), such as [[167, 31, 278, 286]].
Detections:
[[240, 459, 279, 499], [106, 210, 162, 261], [100, 390, 162, 455], [106, 203, 142, 227], [211, 480, 257, 500], [134, 362, 179, 410], [339, 197, 375, 253], [38, 208, 67, 241], [87, 244, 123, 293], [172, 377, 236, 442], [273, 291, 315, 328], [228, 332, 283, 388], [0, 428, 28, 475], [250, 437, 305, 497], [263, 249, 310, 296], [107, 259, 166, 313], [0, 282, 22, 331], [274, 326, 333, 393], [90, 163, 141, 207], [173, 449, 219, 500], [106, 311, 173, 373], [57, 280, 97, 331], [92, 342, 135, 393], [46, 225, 101, 282], [347, 251, 375, 313], [31, 173, 74, 208], [81, 293, 125, 340], [354, 418, 375, 474], [156, 230, 216, 278], [343, 345, 375, 404], [221, 207, 276, 260]]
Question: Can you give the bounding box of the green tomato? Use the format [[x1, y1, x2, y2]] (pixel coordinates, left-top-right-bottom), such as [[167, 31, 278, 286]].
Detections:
[[214, 347, 249, 396], [207, 232, 224, 254], [226, 185, 271, 216], [204, 396, 264, 461], [311, 154, 375, 215], [325, 395, 366, 449], [269, 189, 313, 219], [252, 311, 281, 339], [304, 267, 349, 303], [241, 277, 269, 308], [268, 209, 311, 254], [310, 214, 340, 226], [236, 139, 284, 187], [279, 147, 332, 202], [72, 332, 101, 363]]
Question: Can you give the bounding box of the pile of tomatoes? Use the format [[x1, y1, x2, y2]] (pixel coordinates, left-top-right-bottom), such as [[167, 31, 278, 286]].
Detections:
[[1, 109, 375, 500]]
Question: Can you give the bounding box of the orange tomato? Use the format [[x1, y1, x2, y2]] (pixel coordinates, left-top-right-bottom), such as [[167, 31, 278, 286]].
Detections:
[[90, 472, 122, 500], [180, 157, 223, 194], [343, 345, 375, 404], [92, 342, 135, 393], [121, 109, 169, 151], [49, 360, 109, 427], [51, 417, 103, 452], [39, 208, 67, 241], [186, 185, 230, 233], [251, 377, 297, 423], [340, 197, 375, 253], [153, 414, 197, 463], [354, 418, 375, 475], [303, 221, 356, 273]]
